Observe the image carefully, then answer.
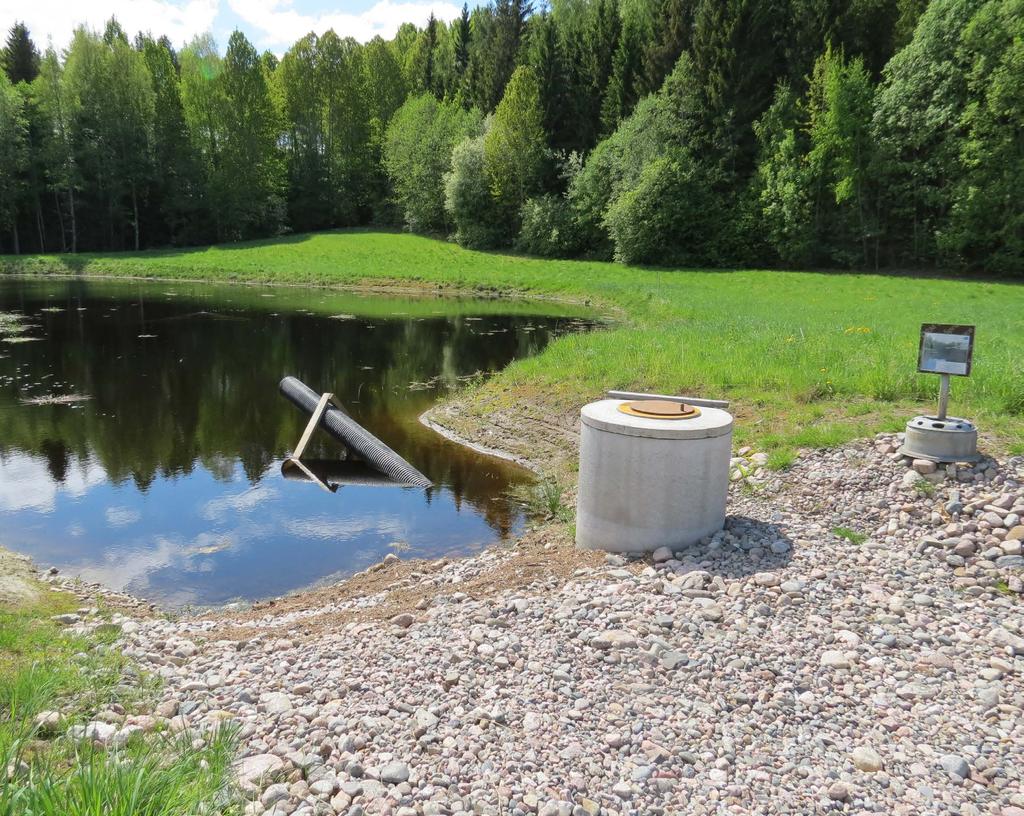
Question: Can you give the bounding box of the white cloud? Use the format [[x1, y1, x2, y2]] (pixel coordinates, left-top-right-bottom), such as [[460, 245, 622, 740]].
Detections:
[[0, 453, 106, 513], [284, 513, 407, 542], [5, 0, 219, 52], [228, 0, 461, 49], [105, 506, 141, 527]]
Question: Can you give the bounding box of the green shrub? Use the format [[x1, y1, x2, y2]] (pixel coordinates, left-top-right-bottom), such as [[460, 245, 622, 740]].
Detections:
[[516, 195, 581, 258], [444, 132, 505, 249], [604, 153, 720, 266], [384, 94, 482, 234]]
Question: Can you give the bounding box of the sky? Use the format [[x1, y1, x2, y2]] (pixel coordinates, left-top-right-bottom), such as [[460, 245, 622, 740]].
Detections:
[[1, 0, 463, 55]]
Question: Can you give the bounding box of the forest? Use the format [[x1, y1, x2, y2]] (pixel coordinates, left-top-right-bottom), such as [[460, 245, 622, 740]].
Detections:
[[0, 0, 1020, 274]]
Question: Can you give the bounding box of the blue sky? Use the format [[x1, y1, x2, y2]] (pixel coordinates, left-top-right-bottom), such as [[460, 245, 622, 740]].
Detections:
[[2, 0, 463, 55]]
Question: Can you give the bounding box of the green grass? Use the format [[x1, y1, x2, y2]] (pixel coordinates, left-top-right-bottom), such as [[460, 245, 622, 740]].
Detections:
[[832, 526, 868, 545], [3, 228, 1023, 453], [766, 448, 797, 471], [0, 585, 238, 816]]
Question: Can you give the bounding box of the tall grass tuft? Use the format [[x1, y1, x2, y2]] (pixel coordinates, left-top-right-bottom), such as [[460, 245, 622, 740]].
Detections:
[[0, 596, 240, 816]]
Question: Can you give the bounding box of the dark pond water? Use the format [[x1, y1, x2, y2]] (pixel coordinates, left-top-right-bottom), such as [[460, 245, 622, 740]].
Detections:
[[0, 278, 593, 607]]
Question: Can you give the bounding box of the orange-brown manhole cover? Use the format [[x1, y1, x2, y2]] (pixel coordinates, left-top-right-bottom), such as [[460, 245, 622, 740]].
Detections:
[[618, 399, 701, 419]]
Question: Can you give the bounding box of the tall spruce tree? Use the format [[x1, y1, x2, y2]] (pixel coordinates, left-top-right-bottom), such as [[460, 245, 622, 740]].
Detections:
[[2, 22, 40, 85]]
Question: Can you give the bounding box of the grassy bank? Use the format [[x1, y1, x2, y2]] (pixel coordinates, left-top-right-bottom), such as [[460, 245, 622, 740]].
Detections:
[[0, 572, 237, 815], [3, 229, 1023, 458]]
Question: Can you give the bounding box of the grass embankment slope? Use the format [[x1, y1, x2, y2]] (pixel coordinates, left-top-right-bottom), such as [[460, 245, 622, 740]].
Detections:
[[4, 229, 1023, 461], [0, 560, 237, 815]]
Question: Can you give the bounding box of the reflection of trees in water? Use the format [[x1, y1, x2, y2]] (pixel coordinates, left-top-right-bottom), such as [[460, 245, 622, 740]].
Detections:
[[0, 284, 578, 537]]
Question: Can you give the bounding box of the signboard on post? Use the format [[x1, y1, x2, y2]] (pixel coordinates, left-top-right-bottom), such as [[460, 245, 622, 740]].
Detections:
[[918, 324, 975, 377], [899, 323, 980, 463]]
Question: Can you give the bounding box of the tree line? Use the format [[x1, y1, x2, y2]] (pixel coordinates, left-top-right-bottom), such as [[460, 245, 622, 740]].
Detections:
[[0, 0, 1020, 273]]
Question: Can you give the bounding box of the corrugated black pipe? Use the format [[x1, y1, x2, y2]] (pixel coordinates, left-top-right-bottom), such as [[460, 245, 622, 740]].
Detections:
[[279, 376, 431, 488]]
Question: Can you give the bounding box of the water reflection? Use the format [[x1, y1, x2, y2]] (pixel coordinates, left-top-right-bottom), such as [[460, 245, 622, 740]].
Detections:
[[0, 278, 593, 605]]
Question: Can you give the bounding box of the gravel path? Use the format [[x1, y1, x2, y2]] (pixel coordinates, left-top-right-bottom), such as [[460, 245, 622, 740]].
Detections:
[[51, 434, 1024, 815]]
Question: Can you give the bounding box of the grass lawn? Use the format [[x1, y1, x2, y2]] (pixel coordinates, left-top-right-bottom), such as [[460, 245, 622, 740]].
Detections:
[[3, 228, 1023, 460]]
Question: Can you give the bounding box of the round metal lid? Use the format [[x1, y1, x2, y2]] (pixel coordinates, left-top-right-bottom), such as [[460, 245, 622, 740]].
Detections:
[[581, 399, 733, 440], [618, 399, 701, 420]]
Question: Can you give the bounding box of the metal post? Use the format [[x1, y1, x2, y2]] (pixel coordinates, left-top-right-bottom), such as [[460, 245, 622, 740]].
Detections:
[[937, 373, 950, 421]]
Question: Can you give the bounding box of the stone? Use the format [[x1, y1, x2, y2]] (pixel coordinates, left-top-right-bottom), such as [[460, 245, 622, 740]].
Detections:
[[414, 708, 438, 730], [912, 459, 937, 474], [827, 782, 850, 801], [753, 572, 780, 588], [262, 783, 291, 807], [820, 650, 850, 669], [155, 700, 178, 718], [592, 630, 637, 649], [235, 754, 285, 788], [1006, 525, 1024, 541], [896, 683, 939, 700], [389, 613, 414, 628], [851, 746, 883, 772], [982, 511, 1005, 528], [379, 761, 410, 785], [652, 546, 673, 563], [309, 778, 338, 796], [902, 470, 925, 489], [33, 710, 63, 735], [939, 754, 970, 779], [70, 721, 117, 744], [604, 732, 627, 749], [262, 693, 292, 714], [611, 781, 632, 799]]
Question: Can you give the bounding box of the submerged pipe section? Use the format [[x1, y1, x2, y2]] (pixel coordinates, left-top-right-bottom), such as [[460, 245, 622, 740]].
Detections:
[[279, 376, 432, 488], [281, 458, 420, 488]]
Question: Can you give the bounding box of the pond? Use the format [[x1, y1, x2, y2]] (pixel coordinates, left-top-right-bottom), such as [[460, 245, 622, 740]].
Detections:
[[0, 278, 594, 607]]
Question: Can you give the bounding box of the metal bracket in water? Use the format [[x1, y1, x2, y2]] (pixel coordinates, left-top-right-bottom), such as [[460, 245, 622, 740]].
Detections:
[[284, 391, 340, 493]]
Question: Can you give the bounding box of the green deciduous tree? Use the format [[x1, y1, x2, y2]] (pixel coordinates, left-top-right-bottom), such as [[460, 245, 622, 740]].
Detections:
[[319, 32, 372, 224], [873, 0, 981, 266], [445, 128, 505, 247], [941, 0, 1024, 272], [384, 93, 482, 232], [0, 71, 28, 252], [755, 47, 878, 268], [63, 22, 155, 250], [278, 33, 328, 231], [217, 30, 285, 239], [483, 66, 547, 232], [141, 36, 204, 245]]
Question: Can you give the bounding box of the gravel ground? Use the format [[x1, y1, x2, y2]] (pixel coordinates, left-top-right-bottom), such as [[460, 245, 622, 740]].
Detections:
[[45, 434, 1024, 816]]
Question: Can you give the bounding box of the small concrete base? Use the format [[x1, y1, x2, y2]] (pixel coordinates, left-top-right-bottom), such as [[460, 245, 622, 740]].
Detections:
[[898, 415, 980, 463]]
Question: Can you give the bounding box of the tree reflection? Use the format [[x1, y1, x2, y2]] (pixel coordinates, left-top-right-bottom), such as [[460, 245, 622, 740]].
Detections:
[[0, 280, 583, 538]]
